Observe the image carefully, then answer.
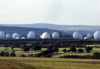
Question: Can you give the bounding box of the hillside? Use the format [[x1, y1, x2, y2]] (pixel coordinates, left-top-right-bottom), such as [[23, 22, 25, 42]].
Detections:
[[0, 26, 67, 37], [0, 23, 99, 35]]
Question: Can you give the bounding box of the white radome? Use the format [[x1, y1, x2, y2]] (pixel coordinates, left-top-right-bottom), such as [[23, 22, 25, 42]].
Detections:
[[6, 34, 11, 39], [73, 31, 81, 39], [84, 37, 87, 40], [41, 32, 50, 39], [16, 37, 20, 39], [52, 32, 59, 38], [0, 31, 5, 39], [12, 33, 20, 39], [21, 37, 25, 39], [27, 31, 35, 39], [94, 31, 100, 40], [87, 34, 92, 39]]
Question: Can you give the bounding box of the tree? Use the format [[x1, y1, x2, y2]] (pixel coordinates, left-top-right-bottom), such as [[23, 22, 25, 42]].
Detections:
[[52, 47, 59, 53], [31, 46, 41, 52], [4, 52, 9, 56], [93, 52, 100, 59], [9, 50, 16, 57], [78, 49, 84, 53], [47, 44, 53, 50], [85, 47, 93, 53], [0, 51, 5, 56], [3, 44, 9, 52], [10, 44, 16, 50], [70, 47, 76, 52], [63, 49, 67, 53], [20, 44, 26, 50], [23, 47, 30, 52]]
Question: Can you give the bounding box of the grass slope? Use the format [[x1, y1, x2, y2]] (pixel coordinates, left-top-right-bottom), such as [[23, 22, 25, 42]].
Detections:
[[0, 57, 100, 69]]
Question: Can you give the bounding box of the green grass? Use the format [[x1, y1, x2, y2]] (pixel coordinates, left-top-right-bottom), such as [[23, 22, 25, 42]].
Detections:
[[0, 47, 99, 53], [0, 47, 21, 52], [42, 48, 100, 53]]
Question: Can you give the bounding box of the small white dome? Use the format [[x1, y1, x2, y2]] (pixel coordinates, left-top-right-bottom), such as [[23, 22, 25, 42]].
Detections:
[[73, 31, 81, 39], [27, 31, 35, 39], [84, 37, 87, 40], [6, 34, 11, 39], [94, 31, 100, 40], [87, 34, 92, 39], [0, 31, 5, 39], [12, 33, 20, 39], [16, 37, 20, 39], [52, 32, 59, 38], [21, 37, 25, 39], [41, 32, 50, 39]]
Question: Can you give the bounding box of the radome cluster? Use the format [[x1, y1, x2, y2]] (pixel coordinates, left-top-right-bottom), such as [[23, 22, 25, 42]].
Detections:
[[0, 30, 100, 40]]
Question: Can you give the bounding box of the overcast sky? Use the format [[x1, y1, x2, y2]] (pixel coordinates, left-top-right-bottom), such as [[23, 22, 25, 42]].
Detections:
[[0, 0, 100, 25]]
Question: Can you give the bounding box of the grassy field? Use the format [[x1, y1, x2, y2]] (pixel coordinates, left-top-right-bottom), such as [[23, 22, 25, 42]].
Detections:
[[42, 48, 100, 53], [0, 57, 100, 69], [0, 47, 100, 53]]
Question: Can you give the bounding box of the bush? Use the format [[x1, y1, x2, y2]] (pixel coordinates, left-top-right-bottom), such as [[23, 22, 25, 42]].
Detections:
[[0, 51, 5, 56], [23, 47, 30, 52], [63, 49, 67, 53], [93, 52, 100, 59], [43, 54, 51, 58], [59, 55, 93, 59], [70, 47, 76, 52], [4, 52, 9, 56], [9, 50, 16, 57], [28, 54, 33, 57], [34, 53, 41, 57], [67, 50, 70, 52], [20, 54, 26, 57], [77, 49, 84, 53]]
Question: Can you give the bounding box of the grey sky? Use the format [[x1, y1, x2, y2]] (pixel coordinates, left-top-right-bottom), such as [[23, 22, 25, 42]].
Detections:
[[0, 0, 100, 25]]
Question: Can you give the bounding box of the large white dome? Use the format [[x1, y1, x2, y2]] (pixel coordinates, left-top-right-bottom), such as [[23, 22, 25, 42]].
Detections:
[[0, 31, 5, 39], [6, 34, 11, 39], [12, 33, 20, 39], [73, 31, 81, 39], [52, 32, 59, 38], [27, 31, 35, 39], [41, 32, 50, 39], [87, 34, 92, 39], [94, 31, 100, 40]]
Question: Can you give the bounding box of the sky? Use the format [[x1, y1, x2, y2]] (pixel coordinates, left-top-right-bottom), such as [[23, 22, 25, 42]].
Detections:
[[0, 0, 100, 25]]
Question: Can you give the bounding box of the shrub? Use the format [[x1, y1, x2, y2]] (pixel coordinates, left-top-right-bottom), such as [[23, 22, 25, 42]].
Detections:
[[0, 51, 5, 56], [28, 54, 33, 57], [4, 52, 9, 56], [70, 47, 76, 52], [43, 54, 51, 58], [63, 49, 67, 53], [20, 54, 26, 57], [93, 52, 100, 59], [34, 53, 41, 57], [67, 50, 70, 52], [9, 50, 16, 57], [77, 49, 84, 53]]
